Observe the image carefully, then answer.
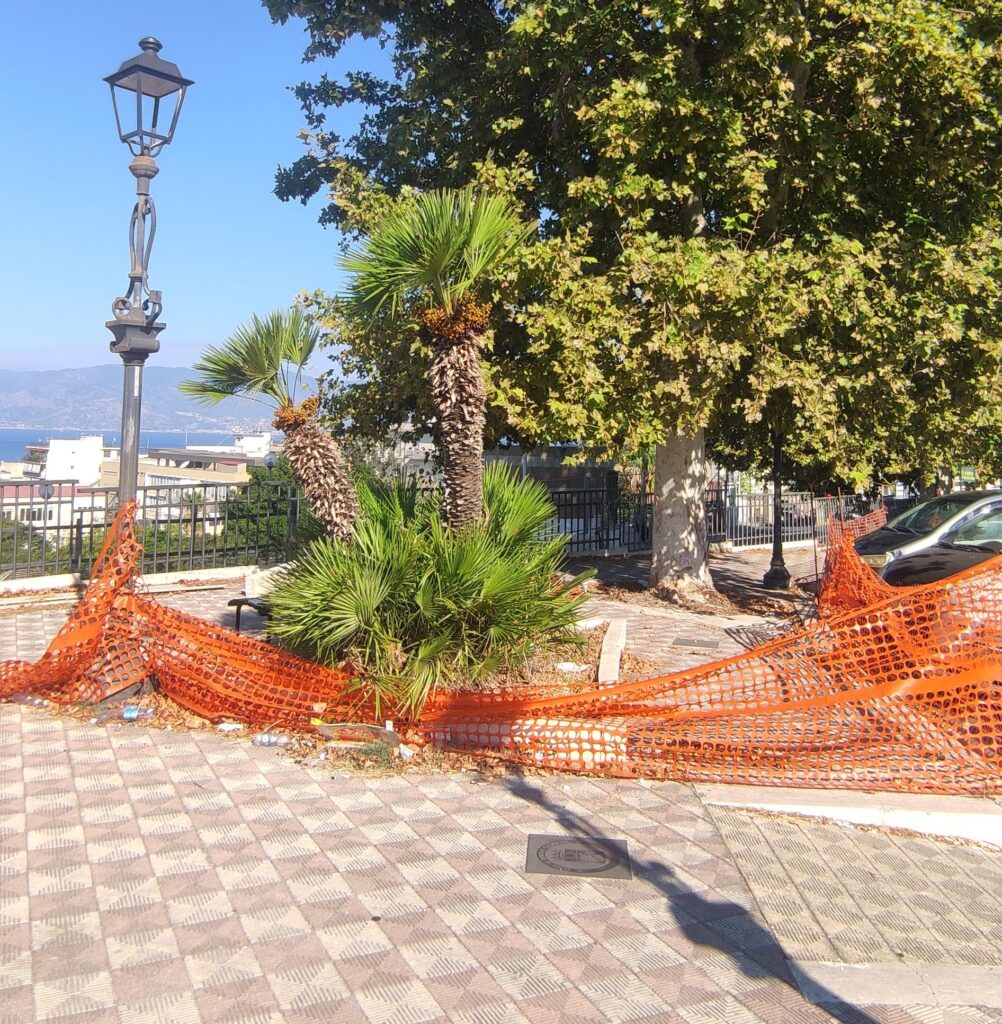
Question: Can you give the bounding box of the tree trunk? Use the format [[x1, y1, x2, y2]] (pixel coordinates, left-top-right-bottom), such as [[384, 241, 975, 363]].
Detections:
[[649, 431, 712, 600], [652, 44, 711, 601], [281, 418, 359, 542], [428, 329, 486, 528], [917, 471, 938, 500]]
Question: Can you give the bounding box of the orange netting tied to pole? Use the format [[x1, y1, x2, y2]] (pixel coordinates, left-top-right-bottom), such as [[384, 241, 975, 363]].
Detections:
[[817, 508, 894, 617], [2, 502, 999, 794], [0, 504, 366, 728]]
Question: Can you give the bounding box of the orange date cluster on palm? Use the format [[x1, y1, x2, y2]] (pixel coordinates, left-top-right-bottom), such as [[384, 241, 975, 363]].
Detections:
[[419, 299, 491, 341], [272, 395, 320, 433]]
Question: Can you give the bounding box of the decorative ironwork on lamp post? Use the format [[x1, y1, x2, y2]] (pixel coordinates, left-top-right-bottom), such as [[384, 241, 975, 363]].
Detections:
[[104, 37, 192, 504]]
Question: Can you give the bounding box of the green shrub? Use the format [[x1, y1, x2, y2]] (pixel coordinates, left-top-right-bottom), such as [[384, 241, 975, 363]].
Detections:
[[266, 465, 592, 716]]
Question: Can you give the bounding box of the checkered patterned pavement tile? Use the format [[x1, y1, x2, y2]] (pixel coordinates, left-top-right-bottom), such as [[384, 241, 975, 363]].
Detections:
[[706, 806, 1002, 968], [3, 704, 1001, 1024]]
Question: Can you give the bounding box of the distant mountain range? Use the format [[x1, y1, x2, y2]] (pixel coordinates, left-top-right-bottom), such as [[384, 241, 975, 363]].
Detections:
[[0, 365, 280, 431]]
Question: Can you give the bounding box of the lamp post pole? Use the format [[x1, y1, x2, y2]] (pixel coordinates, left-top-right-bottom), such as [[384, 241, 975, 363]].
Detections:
[[104, 37, 192, 505], [108, 145, 163, 505], [762, 430, 791, 589]]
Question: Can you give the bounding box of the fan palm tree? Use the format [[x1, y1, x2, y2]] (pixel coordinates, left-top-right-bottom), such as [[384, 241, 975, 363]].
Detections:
[[180, 307, 358, 541], [341, 187, 535, 528]]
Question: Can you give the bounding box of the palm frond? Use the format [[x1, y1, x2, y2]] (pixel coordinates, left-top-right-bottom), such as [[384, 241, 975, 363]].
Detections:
[[340, 187, 536, 319], [267, 472, 593, 717], [179, 307, 320, 407]]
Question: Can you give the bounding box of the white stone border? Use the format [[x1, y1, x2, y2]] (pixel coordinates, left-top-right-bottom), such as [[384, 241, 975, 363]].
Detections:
[[0, 564, 257, 604], [696, 783, 1002, 848], [597, 618, 627, 685], [791, 960, 1002, 1009]]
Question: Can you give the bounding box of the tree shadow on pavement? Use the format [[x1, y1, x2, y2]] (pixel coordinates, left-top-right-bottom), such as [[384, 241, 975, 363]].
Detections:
[[723, 621, 796, 651], [505, 777, 882, 1024]]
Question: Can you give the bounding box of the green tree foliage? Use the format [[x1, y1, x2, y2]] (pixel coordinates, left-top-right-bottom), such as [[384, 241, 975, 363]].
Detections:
[[59, 482, 304, 576], [267, 0, 1002, 489], [267, 465, 592, 716], [218, 459, 302, 562], [60, 522, 201, 575], [0, 518, 48, 574]]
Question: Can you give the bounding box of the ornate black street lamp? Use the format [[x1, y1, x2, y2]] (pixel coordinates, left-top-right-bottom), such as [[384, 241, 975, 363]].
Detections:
[[104, 38, 192, 503], [762, 430, 792, 589]]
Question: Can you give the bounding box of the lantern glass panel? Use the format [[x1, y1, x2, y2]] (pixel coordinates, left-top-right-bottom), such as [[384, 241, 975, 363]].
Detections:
[[109, 79, 186, 155]]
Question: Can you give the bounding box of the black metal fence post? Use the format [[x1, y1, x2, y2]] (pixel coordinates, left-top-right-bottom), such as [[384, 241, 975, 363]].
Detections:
[[72, 514, 83, 574]]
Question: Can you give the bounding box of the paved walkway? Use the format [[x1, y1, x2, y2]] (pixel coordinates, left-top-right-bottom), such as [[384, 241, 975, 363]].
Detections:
[[582, 596, 786, 674], [570, 546, 821, 673], [2, 704, 1000, 1024], [0, 583, 266, 665], [571, 545, 824, 601], [0, 542, 819, 671], [4, 565, 1002, 1021]]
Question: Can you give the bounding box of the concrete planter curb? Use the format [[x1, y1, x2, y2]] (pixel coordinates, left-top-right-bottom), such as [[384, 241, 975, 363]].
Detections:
[[695, 783, 1002, 848]]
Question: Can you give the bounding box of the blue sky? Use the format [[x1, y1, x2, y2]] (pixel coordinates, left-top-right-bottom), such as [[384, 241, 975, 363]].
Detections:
[[0, 0, 381, 372]]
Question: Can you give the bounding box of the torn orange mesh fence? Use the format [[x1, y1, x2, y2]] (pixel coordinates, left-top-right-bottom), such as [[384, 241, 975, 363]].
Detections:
[[828, 506, 888, 545], [817, 510, 895, 617], [0, 502, 361, 724], [0, 501, 148, 702], [2, 502, 999, 794]]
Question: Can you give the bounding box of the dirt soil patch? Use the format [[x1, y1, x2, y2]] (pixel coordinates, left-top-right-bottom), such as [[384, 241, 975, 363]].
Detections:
[[21, 625, 630, 781], [595, 579, 800, 619]]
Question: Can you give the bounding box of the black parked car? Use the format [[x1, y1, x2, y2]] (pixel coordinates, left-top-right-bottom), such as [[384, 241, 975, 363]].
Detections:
[[855, 490, 1002, 571], [881, 505, 1002, 586]]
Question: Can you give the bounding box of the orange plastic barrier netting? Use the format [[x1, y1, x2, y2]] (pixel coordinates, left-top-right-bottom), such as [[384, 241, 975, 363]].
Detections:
[[2, 502, 1000, 795], [136, 596, 369, 727], [817, 509, 895, 617], [0, 502, 362, 727], [0, 503, 149, 702], [827, 506, 888, 545]]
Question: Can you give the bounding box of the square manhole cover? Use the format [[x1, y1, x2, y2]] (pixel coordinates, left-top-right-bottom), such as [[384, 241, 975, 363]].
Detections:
[[525, 834, 632, 879]]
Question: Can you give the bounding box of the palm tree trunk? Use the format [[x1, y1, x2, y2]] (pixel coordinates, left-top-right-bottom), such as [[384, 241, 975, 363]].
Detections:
[[428, 329, 486, 527], [281, 418, 359, 542]]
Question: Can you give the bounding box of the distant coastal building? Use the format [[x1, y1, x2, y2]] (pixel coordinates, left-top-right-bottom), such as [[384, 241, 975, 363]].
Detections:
[[18, 436, 111, 485], [0, 432, 280, 538], [99, 435, 273, 491], [3, 431, 275, 490]]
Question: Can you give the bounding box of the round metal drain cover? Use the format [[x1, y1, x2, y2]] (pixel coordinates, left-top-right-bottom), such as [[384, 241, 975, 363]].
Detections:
[[525, 834, 633, 878]]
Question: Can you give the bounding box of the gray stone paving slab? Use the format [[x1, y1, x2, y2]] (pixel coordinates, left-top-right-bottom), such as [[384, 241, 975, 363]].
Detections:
[[792, 962, 1002, 1010], [582, 595, 783, 673], [572, 546, 823, 600], [706, 805, 1002, 968], [3, 705, 1002, 1023]]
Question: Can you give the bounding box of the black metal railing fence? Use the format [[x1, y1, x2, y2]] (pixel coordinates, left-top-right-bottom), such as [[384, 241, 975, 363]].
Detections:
[[544, 488, 654, 554], [0, 479, 301, 581], [1, 475, 916, 581]]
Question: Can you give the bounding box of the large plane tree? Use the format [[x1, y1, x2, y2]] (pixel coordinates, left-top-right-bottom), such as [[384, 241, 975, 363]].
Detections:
[[266, 0, 1002, 596]]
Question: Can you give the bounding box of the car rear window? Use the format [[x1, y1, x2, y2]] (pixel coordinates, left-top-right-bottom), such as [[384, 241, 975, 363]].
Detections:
[[886, 496, 976, 534]]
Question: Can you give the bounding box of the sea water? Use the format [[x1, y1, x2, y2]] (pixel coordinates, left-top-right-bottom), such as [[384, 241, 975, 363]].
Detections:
[[0, 428, 236, 463]]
